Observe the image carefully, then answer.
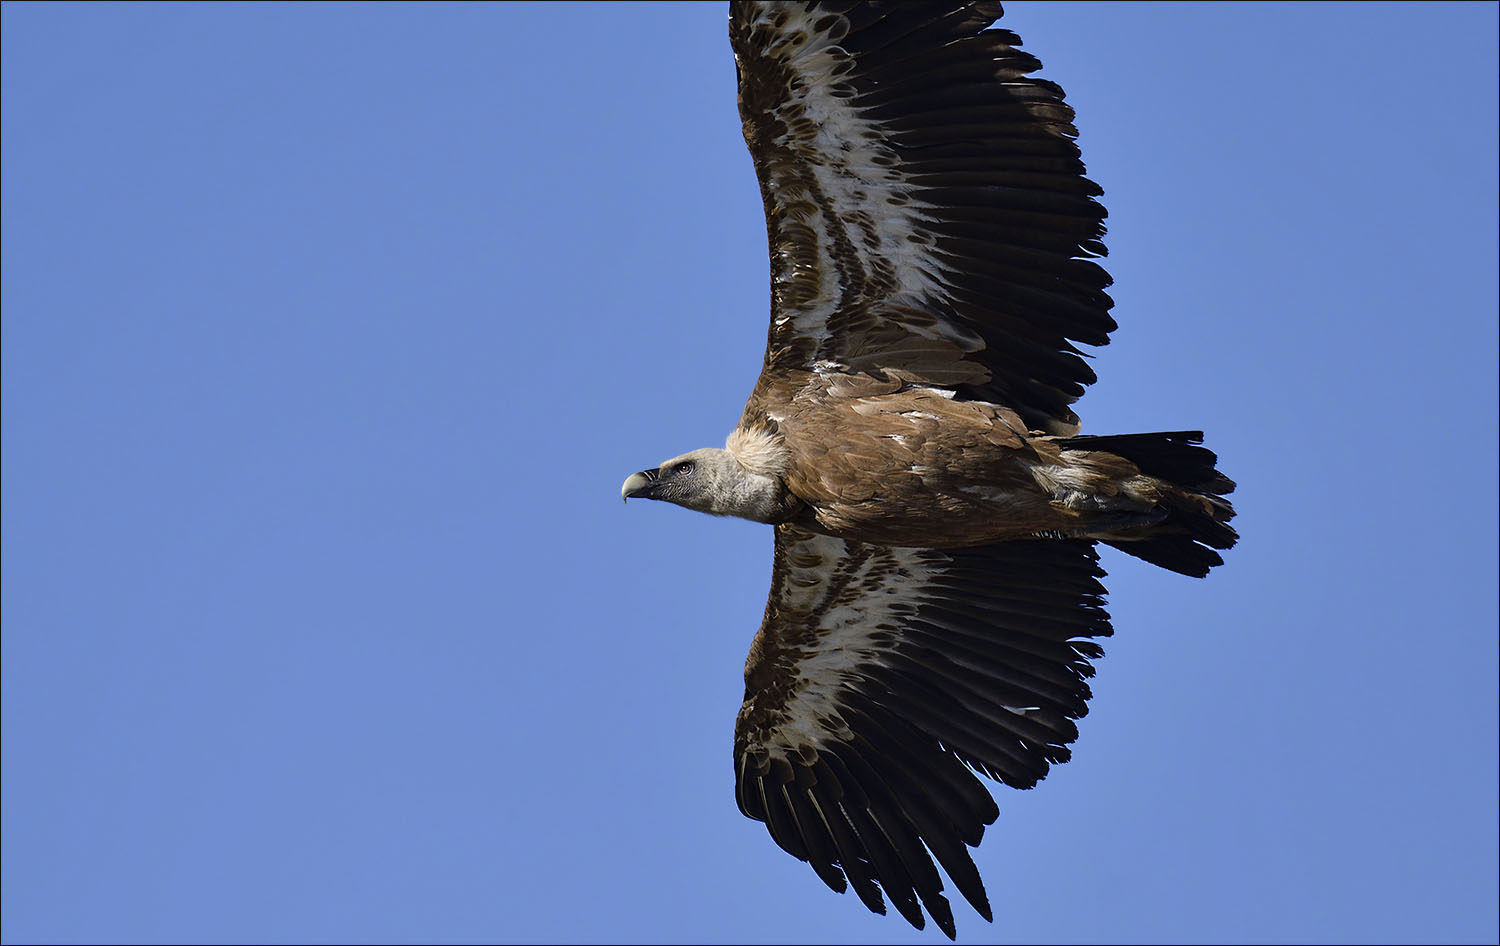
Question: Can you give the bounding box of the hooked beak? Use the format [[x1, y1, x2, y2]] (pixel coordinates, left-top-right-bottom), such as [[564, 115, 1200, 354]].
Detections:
[[620, 468, 659, 502]]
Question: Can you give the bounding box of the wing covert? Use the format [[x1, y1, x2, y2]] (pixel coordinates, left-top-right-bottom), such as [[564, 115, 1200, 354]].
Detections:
[[734, 524, 1114, 938]]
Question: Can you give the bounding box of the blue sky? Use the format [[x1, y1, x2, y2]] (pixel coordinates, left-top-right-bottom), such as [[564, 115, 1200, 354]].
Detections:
[[3, 3, 1496, 943]]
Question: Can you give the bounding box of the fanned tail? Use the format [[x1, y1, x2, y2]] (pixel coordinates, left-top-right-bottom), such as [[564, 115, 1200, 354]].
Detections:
[[1062, 431, 1237, 578]]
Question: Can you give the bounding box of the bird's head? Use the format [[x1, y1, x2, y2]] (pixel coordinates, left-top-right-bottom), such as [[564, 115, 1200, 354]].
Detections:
[[621, 447, 798, 523]]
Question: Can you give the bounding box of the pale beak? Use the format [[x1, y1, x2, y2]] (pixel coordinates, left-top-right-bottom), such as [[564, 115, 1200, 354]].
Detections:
[[621, 469, 658, 502]]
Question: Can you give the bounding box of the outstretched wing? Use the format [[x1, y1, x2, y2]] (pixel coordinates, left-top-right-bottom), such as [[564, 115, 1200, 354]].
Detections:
[[731, 1, 1113, 434], [734, 524, 1113, 938]]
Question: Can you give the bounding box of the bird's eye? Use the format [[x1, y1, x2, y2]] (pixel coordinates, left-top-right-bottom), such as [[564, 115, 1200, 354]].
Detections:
[[675, 461, 695, 476]]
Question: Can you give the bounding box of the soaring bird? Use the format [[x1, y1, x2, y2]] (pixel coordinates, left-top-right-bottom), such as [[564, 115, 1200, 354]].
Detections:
[[621, 2, 1236, 937]]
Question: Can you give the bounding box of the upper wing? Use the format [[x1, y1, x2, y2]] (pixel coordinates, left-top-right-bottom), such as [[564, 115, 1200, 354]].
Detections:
[[731, 1, 1113, 434], [734, 524, 1113, 938]]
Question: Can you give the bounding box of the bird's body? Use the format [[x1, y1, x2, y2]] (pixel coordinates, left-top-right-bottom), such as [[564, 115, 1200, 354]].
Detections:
[[631, 372, 1234, 563], [621, 2, 1237, 937], [741, 373, 1211, 548]]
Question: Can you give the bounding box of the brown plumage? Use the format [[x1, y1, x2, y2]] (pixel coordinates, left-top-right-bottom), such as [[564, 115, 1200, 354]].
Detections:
[[621, 1, 1237, 938]]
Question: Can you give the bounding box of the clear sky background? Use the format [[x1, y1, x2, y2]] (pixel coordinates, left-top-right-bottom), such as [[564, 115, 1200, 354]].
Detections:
[[4, 3, 1497, 944]]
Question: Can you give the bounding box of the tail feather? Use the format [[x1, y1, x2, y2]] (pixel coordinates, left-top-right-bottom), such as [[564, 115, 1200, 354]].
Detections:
[[1062, 431, 1237, 578]]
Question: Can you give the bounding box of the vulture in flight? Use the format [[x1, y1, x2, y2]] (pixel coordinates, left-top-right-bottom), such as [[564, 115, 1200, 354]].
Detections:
[[621, 1, 1236, 938]]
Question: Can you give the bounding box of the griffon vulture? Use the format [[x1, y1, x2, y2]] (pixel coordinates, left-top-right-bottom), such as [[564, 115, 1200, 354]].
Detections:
[[621, 1, 1237, 938]]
